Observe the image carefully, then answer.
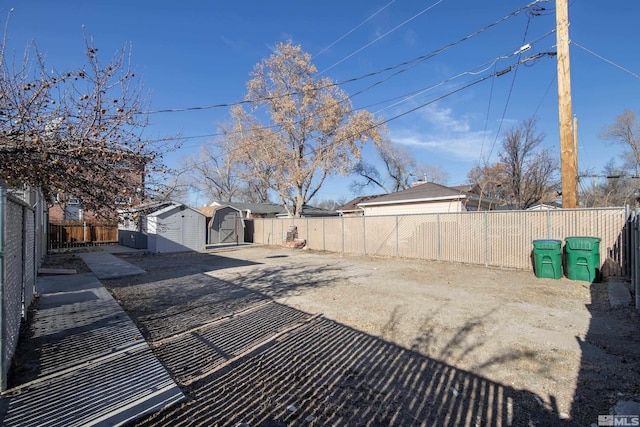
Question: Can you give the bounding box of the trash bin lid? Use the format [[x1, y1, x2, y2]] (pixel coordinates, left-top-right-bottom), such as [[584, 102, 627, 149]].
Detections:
[[565, 236, 601, 250], [533, 239, 562, 249]]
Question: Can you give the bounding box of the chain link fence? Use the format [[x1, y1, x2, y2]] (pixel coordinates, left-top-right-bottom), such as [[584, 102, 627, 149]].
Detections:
[[0, 185, 44, 390]]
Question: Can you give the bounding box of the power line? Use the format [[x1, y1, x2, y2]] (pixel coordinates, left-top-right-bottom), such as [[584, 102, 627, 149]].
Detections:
[[317, 0, 445, 76], [335, 0, 547, 103], [572, 40, 640, 81], [531, 71, 556, 117], [313, 0, 396, 59], [169, 49, 556, 151], [485, 10, 533, 163], [361, 53, 555, 141], [298, 52, 555, 159], [144, 0, 544, 116], [373, 29, 556, 115]]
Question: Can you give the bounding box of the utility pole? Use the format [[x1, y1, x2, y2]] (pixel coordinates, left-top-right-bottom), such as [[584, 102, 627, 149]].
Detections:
[[557, 0, 578, 208]]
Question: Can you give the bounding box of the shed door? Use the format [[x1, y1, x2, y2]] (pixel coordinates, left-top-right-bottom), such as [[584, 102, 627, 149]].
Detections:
[[220, 211, 238, 243]]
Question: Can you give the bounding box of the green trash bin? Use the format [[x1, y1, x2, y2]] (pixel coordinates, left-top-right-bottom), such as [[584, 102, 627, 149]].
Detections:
[[564, 236, 601, 282], [532, 239, 563, 279]]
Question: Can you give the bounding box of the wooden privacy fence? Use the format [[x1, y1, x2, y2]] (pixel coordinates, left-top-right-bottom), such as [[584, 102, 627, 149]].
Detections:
[[49, 221, 118, 250], [251, 208, 630, 278]]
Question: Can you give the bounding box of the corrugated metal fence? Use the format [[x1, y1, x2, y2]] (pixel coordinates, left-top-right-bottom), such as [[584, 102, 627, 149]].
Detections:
[[0, 186, 40, 390], [252, 208, 630, 278]]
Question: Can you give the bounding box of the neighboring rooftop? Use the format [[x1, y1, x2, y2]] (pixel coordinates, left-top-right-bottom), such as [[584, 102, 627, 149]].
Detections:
[[357, 182, 470, 206], [336, 195, 384, 213]]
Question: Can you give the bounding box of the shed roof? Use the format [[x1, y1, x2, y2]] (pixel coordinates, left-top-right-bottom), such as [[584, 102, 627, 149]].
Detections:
[[209, 201, 284, 215], [145, 202, 205, 217]]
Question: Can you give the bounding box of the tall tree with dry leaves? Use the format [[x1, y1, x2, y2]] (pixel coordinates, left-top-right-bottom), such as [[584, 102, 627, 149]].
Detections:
[[0, 34, 172, 219], [227, 41, 384, 217]]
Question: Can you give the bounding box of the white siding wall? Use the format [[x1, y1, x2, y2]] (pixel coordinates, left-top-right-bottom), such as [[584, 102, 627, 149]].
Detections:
[[181, 209, 206, 251], [362, 200, 465, 216], [148, 206, 206, 253]]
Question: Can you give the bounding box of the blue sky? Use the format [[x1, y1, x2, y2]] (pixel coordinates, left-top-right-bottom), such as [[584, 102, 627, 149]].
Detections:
[[6, 1, 640, 204]]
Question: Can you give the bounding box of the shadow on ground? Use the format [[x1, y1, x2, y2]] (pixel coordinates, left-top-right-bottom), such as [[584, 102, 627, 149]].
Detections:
[[105, 252, 353, 341], [570, 279, 640, 426], [104, 253, 569, 426], [131, 316, 567, 426]]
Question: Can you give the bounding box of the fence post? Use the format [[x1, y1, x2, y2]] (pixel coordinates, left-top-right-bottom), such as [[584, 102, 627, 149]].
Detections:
[[395, 215, 399, 257], [484, 211, 489, 267], [437, 213, 441, 261], [361, 216, 364, 255], [341, 216, 345, 255], [322, 218, 325, 251], [547, 210, 551, 239]]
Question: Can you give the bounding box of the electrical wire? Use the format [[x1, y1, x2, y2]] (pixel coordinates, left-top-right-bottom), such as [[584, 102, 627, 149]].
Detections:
[[479, 62, 498, 163], [485, 11, 533, 163], [144, 0, 543, 116], [313, 0, 396, 59], [531, 71, 556, 118], [364, 53, 552, 138], [336, 0, 547, 104], [167, 49, 556, 152], [299, 52, 556, 160], [317, 0, 445, 76], [373, 29, 555, 115], [572, 40, 640, 81]]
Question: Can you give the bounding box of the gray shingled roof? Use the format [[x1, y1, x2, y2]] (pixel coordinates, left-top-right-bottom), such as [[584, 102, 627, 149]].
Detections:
[[357, 182, 468, 206], [336, 195, 384, 212], [224, 202, 284, 215]]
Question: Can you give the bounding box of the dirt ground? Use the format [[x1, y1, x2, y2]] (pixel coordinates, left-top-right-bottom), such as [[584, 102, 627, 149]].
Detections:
[[44, 246, 640, 426]]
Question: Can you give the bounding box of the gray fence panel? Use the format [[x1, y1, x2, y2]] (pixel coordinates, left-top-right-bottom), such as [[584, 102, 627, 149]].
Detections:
[[252, 208, 630, 280]]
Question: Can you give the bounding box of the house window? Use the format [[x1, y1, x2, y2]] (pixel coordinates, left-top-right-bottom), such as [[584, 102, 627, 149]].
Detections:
[[115, 196, 132, 205]]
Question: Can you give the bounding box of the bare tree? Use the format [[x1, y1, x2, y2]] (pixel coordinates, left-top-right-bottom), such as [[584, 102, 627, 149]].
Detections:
[[468, 118, 559, 209], [601, 109, 640, 175], [415, 164, 449, 186], [352, 140, 448, 194], [378, 142, 416, 192], [0, 34, 172, 219], [580, 160, 639, 207], [183, 143, 241, 203], [351, 160, 391, 193], [467, 163, 509, 203], [157, 170, 192, 205], [313, 198, 346, 211], [228, 41, 384, 217], [182, 140, 271, 205]]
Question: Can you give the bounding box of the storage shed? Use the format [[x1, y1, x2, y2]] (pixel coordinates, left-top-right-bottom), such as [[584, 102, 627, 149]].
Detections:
[[208, 205, 244, 244], [147, 203, 206, 253], [119, 201, 206, 253]]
